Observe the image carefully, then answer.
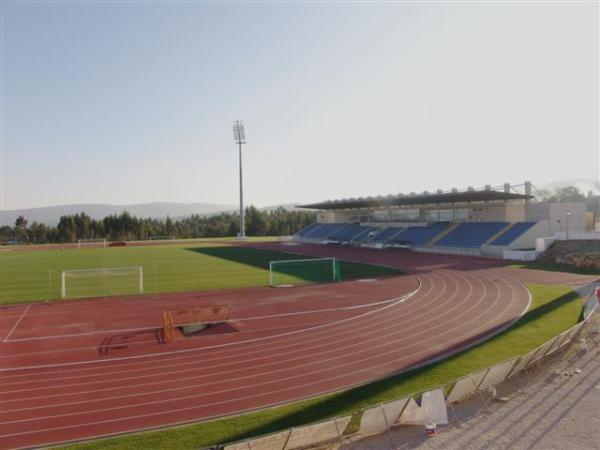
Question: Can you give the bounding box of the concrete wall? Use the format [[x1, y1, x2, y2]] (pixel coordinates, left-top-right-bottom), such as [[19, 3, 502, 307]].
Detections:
[[508, 220, 550, 250], [317, 211, 352, 223], [468, 202, 525, 222], [586, 212, 595, 231], [555, 230, 600, 240], [360, 221, 428, 228], [503, 249, 538, 261], [413, 246, 482, 257], [481, 221, 550, 256], [526, 202, 586, 235]]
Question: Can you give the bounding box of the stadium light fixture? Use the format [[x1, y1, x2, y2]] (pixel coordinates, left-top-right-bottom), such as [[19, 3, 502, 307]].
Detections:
[[233, 121, 246, 239]]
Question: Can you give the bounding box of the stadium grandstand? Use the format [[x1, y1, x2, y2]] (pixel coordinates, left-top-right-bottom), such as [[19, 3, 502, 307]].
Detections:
[[295, 181, 588, 258]]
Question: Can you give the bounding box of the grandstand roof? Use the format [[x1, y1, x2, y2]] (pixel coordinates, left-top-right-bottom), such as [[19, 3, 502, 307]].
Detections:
[[300, 190, 532, 210]]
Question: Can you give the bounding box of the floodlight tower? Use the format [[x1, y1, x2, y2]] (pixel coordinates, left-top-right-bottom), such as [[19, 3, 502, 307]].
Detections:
[[233, 121, 246, 239]]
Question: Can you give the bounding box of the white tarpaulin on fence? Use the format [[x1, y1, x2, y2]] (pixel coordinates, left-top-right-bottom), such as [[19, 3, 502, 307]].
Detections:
[[584, 293, 599, 320], [510, 346, 542, 375], [558, 325, 578, 348], [447, 368, 488, 403], [568, 322, 585, 338], [398, 397, 427, 425], [553, 328, 574, 349], [532, 335, 561, 362], [358, 397, 409, 437], [224, 430, 291, 450], [285, 416, 351, 449], [479, 359, 516, 389], [421, 388, 449, 424]]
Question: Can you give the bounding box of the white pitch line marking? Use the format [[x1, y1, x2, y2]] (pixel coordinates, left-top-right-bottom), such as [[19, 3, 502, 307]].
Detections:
[[3, 305, 32, 343]]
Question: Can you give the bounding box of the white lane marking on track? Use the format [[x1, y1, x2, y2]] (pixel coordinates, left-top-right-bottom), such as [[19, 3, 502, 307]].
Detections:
[[0, 279, 428, 385], [0, 269, 516, 435], [0, 268, 520, 422], [1, 272, 464, 392], [3, 282, 434, 387], [1, 270, 483, 410], [0, 277, 438, 396], [0, 297, 402, 343], [1, 268, 516, 408], [0, 279, 423, 372], [2, 305, 32, 343], [2, 274, 512, 432], [0, 273, 481, 424], [0, 284, 419, 360]]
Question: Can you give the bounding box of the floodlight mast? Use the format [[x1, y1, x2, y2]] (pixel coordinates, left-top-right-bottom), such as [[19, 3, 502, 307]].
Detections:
[[233, 121, 246, 239]]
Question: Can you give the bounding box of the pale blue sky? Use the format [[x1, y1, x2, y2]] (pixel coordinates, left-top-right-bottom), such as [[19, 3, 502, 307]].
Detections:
[[1, 1, 598, 210]]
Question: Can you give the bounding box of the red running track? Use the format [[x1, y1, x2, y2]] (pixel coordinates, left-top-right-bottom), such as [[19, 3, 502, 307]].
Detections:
[[2, 244, 578, 449]]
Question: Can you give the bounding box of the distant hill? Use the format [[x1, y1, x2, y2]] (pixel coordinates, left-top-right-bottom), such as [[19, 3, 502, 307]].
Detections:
[[0, 202, 237, 227]]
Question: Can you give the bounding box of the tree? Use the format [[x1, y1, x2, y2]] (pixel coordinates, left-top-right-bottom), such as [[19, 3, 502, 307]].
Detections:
[[1, 205, 315, 244], [14, 216, 28, 242], [0, 225, 14, 242], [164, 216, 174, 236], [57, 215, 77, 242], [549, 186, 586, 203], [245, 206, 270, 236]]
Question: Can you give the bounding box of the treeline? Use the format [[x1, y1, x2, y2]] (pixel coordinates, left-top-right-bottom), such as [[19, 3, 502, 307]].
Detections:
[[0, 206, 316, 244], [543, 186, 599, 216]]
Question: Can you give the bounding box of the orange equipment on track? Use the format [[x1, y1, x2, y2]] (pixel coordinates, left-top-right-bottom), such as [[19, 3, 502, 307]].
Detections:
[[162, 304, 231, 343]]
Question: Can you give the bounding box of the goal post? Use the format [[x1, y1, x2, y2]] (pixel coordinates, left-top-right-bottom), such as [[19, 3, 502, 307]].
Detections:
[[77, 238, 107, 248], [149, 235, 176, 245], [60, 266, 144, 299], [269, 257, 341, 287]]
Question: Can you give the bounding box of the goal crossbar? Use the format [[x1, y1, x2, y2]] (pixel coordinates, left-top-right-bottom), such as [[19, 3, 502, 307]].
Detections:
[[61, 266, 144, 299], [269, 257, 340, 287], [77, 238, 106, 248], [269, 257, 335, 265]]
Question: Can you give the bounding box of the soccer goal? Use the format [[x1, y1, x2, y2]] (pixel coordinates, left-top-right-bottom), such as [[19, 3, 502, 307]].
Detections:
[[60, 266, 144, 299], [269, 257, 341, 287], [149, 235, 176, 245], [77, 238, 107, 248]]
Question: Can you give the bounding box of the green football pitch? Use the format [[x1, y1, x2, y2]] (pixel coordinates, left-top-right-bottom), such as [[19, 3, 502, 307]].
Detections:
[[0, 243, 400, 304]]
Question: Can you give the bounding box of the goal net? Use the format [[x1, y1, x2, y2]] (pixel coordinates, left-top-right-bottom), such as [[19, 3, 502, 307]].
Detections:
[[60, 266, 144, 299], [269, 258, 341, 287], [149, 236, 176, 245], [77, 238, 107, 248]]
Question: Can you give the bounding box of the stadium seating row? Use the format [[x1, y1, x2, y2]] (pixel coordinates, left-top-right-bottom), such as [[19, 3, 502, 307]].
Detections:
[[295, 220, 537, 249], [436, 222, 508, 248], [488, 221, 536, 246], [390, 223, 449, 246]]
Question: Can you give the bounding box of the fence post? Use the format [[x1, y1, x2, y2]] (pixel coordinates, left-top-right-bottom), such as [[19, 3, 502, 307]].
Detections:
[[379, 404, 396, 449]]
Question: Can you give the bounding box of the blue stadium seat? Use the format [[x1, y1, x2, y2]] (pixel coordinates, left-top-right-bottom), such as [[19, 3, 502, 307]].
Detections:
[[390, 223, 449, 246], [304, 223, 346, 240], [371, 227, 404, 243], [295, 223, 321, 237], [329, 224, 371, 242], [436, 222, 508, 248], [489, 222, 537, 246], [351, 227, 380, 243]]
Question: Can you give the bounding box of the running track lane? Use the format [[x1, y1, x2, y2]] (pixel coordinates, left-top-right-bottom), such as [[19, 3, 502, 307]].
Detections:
[[0, 251, 530, 449]]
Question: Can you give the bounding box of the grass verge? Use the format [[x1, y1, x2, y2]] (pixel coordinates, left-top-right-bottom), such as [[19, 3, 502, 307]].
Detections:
[[508, 261, 599, 276], [56, 283, 581, 450]]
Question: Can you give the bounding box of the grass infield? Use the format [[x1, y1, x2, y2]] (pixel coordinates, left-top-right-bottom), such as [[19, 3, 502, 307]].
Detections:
[[54, 283, 582, 450], [508, 261, 599, 276], [0, 243, 398, 304]]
